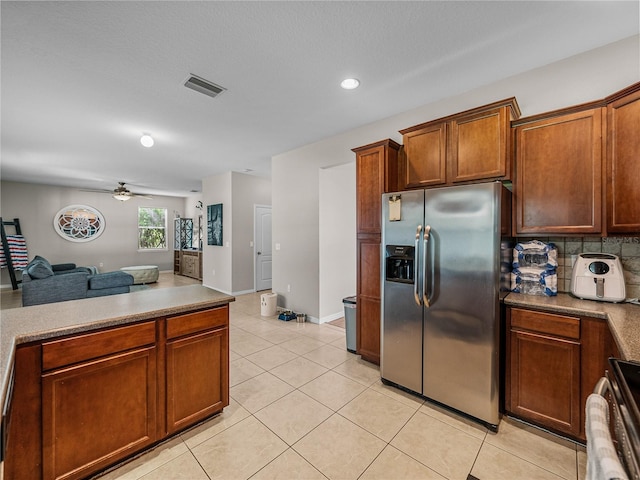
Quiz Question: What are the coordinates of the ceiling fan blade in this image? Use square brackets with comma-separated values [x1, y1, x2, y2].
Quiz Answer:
[77, 188, 113, 194]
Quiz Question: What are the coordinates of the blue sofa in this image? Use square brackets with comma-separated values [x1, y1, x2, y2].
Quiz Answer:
[22, 255, 134, 306]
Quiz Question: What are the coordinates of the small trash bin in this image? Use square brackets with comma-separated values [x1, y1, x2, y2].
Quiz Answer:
[343, 296, 356, 353]
[260, 293, 277, 316]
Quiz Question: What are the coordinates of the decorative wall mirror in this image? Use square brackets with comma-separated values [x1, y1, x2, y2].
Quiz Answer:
[53, 205, 105, 242]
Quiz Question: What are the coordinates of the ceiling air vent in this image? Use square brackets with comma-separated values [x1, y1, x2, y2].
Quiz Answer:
[184, 74, 226, 99]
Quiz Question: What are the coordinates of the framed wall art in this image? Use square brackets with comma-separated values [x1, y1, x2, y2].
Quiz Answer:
[207, 203, 223, 246]
[53, 205, 105, 242]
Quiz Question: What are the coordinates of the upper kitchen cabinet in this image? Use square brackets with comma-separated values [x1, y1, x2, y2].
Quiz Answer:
[353, 139, 401, 234]
[606, 82, 640, 234]
[513, 104, 604, 235]
[399, 98, 520, 190]
[400, 121, 447, 188]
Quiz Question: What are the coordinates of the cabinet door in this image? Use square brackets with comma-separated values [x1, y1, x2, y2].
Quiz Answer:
[514, 108, 603, 235]
[166, 328, 229, 434]
[355, 146, 386, 234]
[607, 88, 640, 233]
[506, 308, 581, 437]
[401, 123, 447, 189]
[357, 236, 381, 365]
[580, 317, 620, 440]
[450, 106, 509, 183]
[508, 331, 581, 436]
[42, 347, 158, 480]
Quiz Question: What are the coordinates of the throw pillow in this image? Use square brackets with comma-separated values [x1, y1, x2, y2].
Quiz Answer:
[26, 259, 54, 279]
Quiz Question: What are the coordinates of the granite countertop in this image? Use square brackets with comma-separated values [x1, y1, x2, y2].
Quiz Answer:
[0, 285, 235, 410]
[504, 292, 640, 362]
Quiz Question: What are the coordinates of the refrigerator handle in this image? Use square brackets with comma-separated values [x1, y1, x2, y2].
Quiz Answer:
[423, 225, 431, 308]
[414, 225, 423, 306]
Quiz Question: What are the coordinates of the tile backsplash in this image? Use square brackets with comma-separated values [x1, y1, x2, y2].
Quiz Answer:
[516, 237, 640, 299]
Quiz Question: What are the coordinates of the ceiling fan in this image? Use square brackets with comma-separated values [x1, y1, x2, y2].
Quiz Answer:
[80, 182, 153, 202]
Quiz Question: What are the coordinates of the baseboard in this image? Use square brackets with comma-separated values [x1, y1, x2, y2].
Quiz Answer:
[318, 311, 344, 324]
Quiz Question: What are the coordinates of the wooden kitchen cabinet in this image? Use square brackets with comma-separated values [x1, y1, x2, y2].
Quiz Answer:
[353, 139, 401, 233]
[506, 308, 581, 437]
[353, 140, 400, 365]
[41, 322, 158, 480]
[166, 307, 229, 434]
[506, 306, 619, 441]
[356, 236, 382, 364]
[399, 98, 520, 190]
[606, 82, 640, 234]
[5, 305, 230, 480]
[401, 121, 447, 188]
[513, 105, 604, 235]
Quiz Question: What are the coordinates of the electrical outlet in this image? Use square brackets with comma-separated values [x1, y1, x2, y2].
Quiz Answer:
[287, 284, 291, 292]
[250, 241, 254, 247]
[275, 243, 281, 251]
[99, 262, 104, 268]
[212, 269, 216, 275]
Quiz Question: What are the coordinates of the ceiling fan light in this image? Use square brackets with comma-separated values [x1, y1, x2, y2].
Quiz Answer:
[140, 134, 154, 148]
[113, 193, 132, 201]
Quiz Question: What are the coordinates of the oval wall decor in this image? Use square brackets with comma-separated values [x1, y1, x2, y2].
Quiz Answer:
[53, 205, 105, 242]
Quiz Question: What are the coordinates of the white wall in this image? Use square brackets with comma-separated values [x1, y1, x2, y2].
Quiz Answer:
[272, 35, 640, 320]
[319, 163, 356, 322]
[201, 172, 271, 295]
[0, 181, 187, 285]
[201, 173, 232, 293]
[231, 173, 271, 293]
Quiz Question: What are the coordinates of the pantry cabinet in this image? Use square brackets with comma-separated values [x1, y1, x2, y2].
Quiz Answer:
[513, 105, 604, 235]
[606, 82, 640, 234]
[353, 139, 400, 365]
[506, 306, 619, 441]
[399, 98, 520, 190]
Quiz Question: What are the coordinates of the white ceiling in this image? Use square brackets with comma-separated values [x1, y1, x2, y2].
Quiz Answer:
[2, 1, 638, 197]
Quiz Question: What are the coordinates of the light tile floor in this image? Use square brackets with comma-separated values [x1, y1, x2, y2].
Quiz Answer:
[97, 291, 588, 480]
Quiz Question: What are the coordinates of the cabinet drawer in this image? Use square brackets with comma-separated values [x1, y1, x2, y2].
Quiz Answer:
[511, 308, 580, 340]
[166, 306, 228, 340]
[42, 321, 156, 371]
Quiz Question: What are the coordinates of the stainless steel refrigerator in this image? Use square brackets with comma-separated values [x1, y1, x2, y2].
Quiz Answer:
[381, 181, 511, 430]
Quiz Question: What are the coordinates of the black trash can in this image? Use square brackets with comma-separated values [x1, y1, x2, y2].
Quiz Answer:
[342, 296, 357, 353]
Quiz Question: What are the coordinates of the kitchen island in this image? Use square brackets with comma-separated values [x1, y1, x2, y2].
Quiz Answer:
[1, 285, 234, 480]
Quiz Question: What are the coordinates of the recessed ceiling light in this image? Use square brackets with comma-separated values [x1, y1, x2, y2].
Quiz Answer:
[340, 78, 360, 90]
[140, 134, 154, 148]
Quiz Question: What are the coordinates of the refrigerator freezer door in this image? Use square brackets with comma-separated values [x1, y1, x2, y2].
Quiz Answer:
[422, 182, 501, 426]
[381, 189, 424, 394]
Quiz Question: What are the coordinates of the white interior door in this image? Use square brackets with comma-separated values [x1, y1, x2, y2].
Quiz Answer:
[255, 205, 272, 291]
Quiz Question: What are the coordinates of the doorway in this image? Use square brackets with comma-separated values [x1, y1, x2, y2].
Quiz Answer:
[255, 205, 272, 291]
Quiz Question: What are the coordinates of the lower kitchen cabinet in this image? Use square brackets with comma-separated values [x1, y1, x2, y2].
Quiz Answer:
[506, 306, 618, 440]
[4, 306, 230, 480]
[166, 308, 229, 434]
[41, 321, 158, 480]
[42, 346, 158, 480]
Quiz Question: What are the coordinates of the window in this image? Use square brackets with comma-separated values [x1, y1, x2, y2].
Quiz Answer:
[138, 207, 167, 250]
